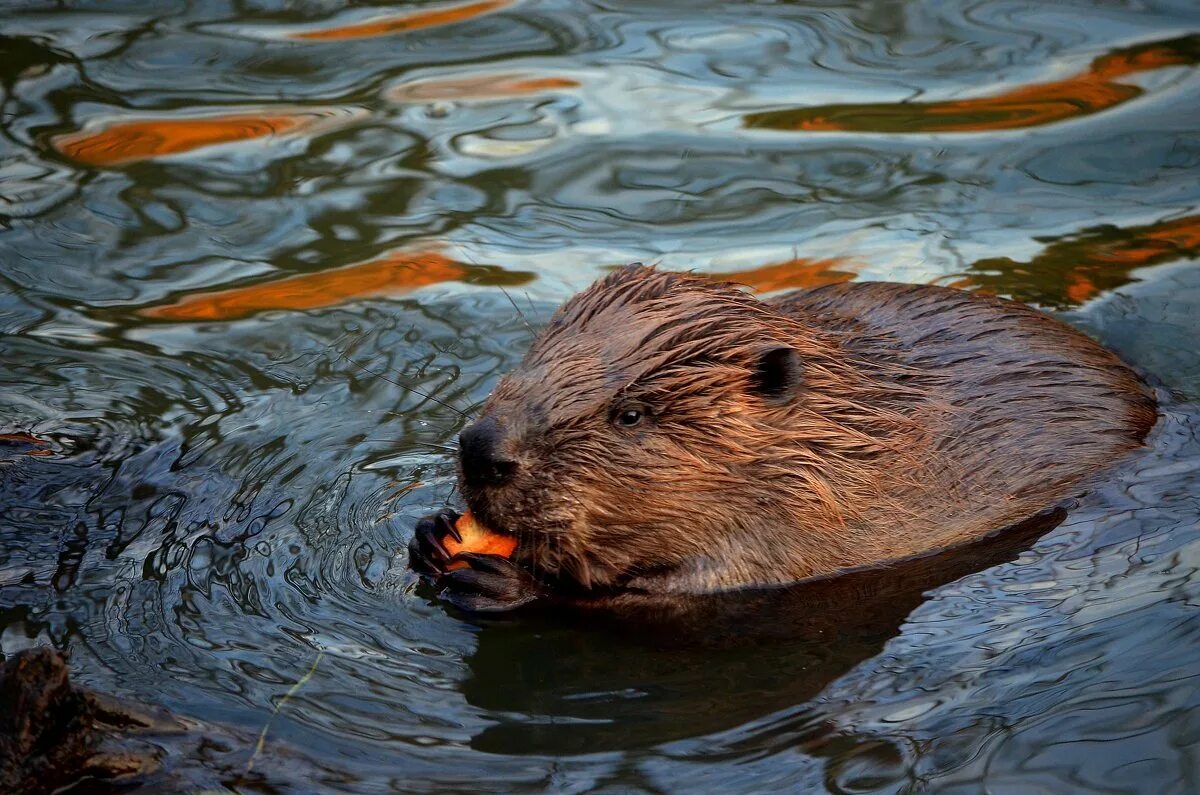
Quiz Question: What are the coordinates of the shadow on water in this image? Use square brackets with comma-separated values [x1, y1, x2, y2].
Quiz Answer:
[461, 509, 1065, 755]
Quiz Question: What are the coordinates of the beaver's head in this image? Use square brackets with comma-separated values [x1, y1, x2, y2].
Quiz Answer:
[457, 265, 908, 589]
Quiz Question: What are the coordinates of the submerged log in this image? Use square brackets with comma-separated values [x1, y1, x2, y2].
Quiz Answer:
[0, 647, 326, 792]
[0, 647, 160, 793]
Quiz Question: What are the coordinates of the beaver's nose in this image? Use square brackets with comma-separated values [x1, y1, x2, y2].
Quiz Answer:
[459, 416, 518, 488]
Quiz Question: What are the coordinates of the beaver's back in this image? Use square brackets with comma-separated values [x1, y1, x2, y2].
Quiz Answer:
[773, 282, 1157, 558]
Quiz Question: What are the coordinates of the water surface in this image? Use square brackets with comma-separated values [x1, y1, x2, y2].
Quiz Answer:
[2, 1, 1200, 792]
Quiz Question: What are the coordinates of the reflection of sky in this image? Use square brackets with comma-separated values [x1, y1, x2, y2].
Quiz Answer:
[2, 4, 1198, 312]
[1, 5, 1200, 789]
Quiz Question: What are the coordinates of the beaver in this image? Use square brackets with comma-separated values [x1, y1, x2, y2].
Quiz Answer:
[409, 265, 1157, 611]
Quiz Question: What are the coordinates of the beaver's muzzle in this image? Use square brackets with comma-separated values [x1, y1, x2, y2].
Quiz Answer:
[459, 415, 518, 488]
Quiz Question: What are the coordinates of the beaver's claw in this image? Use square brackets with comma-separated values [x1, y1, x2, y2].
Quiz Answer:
[409, 510, 543, 612]
[440, 553, 545, 613]
[407, 508, 461, 575]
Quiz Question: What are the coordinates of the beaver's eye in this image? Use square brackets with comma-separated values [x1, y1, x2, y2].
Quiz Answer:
[615, 408, 643, 428]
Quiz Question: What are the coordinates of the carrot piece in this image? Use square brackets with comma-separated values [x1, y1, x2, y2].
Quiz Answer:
[443, 510, 517, 570]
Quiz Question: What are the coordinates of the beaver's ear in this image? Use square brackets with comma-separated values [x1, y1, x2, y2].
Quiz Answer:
[750, 347, 804, 402]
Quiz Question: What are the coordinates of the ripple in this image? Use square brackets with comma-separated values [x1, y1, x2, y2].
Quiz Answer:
[387, 71, 580, 104]
[284, 0, 516, 43]
[3, 0, 1200, 791]
[52, 106, 368, 167]
[136, 248, 536, 322]
[942, 212, 1200, 308]
[744, 33, 1200, 133]
[711, 256, 859, 293]
[0, 152, 80, 219]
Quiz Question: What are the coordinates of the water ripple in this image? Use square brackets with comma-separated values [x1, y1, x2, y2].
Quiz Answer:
[2, 0, 1200, 791]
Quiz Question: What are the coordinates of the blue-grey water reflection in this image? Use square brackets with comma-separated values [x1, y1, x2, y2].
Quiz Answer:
[2, 1, 1199, 791]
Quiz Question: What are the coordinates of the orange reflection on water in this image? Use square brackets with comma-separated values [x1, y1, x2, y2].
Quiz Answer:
[713, 257, 858, 293]
[0, 432, 53, 457]
[745, 34, 1200, 133]
[141, 251, 470, 321]
[389, 73, 579, 103]
[291, 0, 512, 41]
[1099, 213, 1200, 259]
[54, 108, 357, 166]
[954, 214, 1200, 307]
[1063, 274, 1099, 304]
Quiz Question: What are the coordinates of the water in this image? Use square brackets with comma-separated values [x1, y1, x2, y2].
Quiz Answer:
[2, 1, 1199, 791]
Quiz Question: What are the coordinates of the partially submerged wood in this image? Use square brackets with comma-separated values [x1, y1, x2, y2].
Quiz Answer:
[0, 647, 328, 793]
[0, 647, 160, 793]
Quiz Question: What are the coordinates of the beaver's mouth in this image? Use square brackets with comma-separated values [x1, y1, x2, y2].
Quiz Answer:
[461, 489, 518, 538]
[461, 487, 579, 570]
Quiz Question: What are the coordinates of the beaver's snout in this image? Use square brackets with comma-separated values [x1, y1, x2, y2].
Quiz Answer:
[459, 415, 518, 488]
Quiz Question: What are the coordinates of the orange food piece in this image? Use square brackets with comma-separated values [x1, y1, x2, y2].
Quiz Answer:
[443, 510, 517, 570]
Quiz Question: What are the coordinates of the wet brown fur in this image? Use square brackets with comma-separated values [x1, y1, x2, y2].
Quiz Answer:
[462, 265, 1157, 594]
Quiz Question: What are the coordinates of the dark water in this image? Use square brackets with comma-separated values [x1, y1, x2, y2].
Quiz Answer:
[2, 1, 1200, 792]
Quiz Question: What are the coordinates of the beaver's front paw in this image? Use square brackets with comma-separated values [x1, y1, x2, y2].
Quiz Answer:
[407, 508, 461, 575]
[440, 553, 545, 613]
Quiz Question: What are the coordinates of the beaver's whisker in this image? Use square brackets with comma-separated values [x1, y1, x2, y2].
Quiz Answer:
[671, 148, 693, 225]
[358, 439, 458, 453]
[449, 240, 537, 337]
[497, 284, 537, 337]
[461, 399, 487, 420]
[366, 408, 465, 427]
[337, 351, 469, 419]
[444, 480, 460, 507]
[326, 322, 475, 419]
